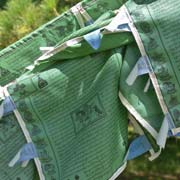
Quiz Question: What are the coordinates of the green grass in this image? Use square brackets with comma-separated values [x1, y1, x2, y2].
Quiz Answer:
[0, 0, 79, 49]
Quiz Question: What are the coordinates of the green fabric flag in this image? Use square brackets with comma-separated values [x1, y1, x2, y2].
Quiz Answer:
[7, 47, 128, 180]
[0, 0, 133, 179]
[125, 0, 180, 145]
[0, 0, 180, 179]
[0, 0, 124, 86]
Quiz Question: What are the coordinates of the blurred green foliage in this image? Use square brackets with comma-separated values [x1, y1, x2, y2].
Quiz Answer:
[0, 0, 7, 8]
[0, 0, 80, 49]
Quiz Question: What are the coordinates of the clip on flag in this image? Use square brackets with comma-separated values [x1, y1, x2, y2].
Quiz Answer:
[165, 113, 180, 137]
[71, 5, 85, 28]
[125, 135, 152, 161]
[85, 19, 94, 26]
[3, 96, 16, 116]
[117, 24, 131, 32]
[9, 143, 38, 168]
[84, 29, 102, 50]
[157, 113, 180, 148]
[76, 3, 94, 26]
[40, 47, 55, 54]
[0, 96, 16, 119]
[126, 56, 151, 86]
[105, 6, 131, 32]
[156, 118, 169, 148]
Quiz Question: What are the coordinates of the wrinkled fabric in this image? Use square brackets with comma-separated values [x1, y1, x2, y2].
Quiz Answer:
[0, 0, 179, 179]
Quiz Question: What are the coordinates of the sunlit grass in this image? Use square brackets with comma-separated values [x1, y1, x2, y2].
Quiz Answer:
[0, 0, 77, 49]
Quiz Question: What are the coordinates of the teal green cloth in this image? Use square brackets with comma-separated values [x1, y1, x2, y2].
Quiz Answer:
[126, 0, 180, 129]
[8, 48, 128, 180]
[0, 0, 180, 179]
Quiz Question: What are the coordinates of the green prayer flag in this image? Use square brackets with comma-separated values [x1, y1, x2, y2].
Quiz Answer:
[0, 0, 180, 179]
